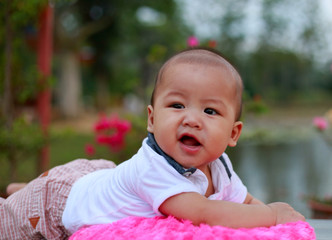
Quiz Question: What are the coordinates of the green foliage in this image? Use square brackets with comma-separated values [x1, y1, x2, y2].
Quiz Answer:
[244, 99, 269, 116]
[67, 0, 189, 102]
[239, 127, 308, 146]
[8, 46, 41, 103]
[0, 117, 44, 162]
[0, 1, 47, 104]
[209, 0, 331, 103]
[238, 48, 318, 102]
[0, 1, 51, 187]
[0, 1, 45, 29]
[147, 44, 168, 64]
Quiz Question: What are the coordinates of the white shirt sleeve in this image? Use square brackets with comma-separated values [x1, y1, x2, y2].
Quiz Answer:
[132, 143, 205, 214]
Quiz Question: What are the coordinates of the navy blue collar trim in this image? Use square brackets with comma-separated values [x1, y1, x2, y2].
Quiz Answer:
[147, 133, 231, 180]
[147, 132, 197, 177]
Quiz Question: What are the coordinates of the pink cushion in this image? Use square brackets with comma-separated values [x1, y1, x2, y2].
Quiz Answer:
[70, 216, 315, 240]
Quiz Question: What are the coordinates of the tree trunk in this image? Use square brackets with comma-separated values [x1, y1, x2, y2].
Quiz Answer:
[95, 75, 110, 111]
[57, 51, 82, 118]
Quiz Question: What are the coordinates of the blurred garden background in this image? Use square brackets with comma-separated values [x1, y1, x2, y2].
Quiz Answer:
[1, 0, 331, 218]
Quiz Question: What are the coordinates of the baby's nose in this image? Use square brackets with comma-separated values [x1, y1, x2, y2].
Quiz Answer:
[182, 111, 202, 129]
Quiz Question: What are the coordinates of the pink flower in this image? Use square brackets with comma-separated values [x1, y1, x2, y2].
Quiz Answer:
[187, 36, 199, 47]
[208, 40, 217, 48]
[96, 135, 111, 145]
[93, 114, 132, 152]
[85, 143, 95, 156]
[313, 117, 328, 131]
[108, 132, 125, 152]
[94, 114, 112, 132]
[116, 120, 131, 134]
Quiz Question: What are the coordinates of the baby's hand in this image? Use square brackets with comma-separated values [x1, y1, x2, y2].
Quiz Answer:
[267, 202, 305, 225]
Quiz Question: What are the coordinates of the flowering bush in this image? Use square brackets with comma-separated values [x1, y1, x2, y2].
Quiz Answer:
[186, 36, 217, 48]
[312, 108, 332, 145]
[85, 114, 131, 157]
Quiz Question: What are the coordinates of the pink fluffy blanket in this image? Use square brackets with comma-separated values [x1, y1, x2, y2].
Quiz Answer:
[69, 216, 315, 240]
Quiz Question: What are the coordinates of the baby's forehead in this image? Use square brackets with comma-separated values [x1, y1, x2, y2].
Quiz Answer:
[160, 52, 241, 87]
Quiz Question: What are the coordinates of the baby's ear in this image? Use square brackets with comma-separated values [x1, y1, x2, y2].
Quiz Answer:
[147, 105, 154, 133]
[228, 121, 243, 147]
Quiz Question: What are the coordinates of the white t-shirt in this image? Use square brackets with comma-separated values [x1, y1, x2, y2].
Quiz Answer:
[62, 138, 247, 234]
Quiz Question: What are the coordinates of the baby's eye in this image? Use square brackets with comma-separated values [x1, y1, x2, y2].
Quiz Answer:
[171, 103, 184, 109]
[204, 108, 218, 115]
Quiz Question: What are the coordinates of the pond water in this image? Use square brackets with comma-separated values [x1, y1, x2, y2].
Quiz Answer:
[227, 136, 331, 218]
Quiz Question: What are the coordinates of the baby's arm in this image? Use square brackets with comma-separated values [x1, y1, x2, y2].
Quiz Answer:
[243, 192, 306, 225]
[159, 192, 305, 228]
[243, 192, 264, 205]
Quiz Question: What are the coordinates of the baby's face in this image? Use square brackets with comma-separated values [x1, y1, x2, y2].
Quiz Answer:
[147, 62, 242, 172]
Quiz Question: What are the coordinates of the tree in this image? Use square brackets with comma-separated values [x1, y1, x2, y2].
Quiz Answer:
[53, 0, 188, 116]
[211, 0, 330, 101]
[0, 0, 46, 182]
[244, 0, 326, 101]
[53, 0, 115, 117]
[242, 49, 315, 101]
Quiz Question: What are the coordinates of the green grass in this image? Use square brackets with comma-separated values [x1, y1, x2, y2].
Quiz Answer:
[49, 130, 93, 167]
[0, 121, 146, 195]
[0, 131, 91, 194]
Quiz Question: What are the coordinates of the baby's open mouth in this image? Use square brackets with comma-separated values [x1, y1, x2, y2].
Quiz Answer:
[180, 135, 201, 147]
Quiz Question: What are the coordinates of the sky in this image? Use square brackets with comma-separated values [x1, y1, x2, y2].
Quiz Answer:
[320, 0, 332, 23]
[177, 0, 332, 38]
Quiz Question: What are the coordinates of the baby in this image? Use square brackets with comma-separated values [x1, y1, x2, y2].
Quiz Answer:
[1, 48, 304, 239]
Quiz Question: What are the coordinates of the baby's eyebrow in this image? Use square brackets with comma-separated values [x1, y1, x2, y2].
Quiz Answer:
[201, 97, 227, 108]
[164, 90, 186, 98]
